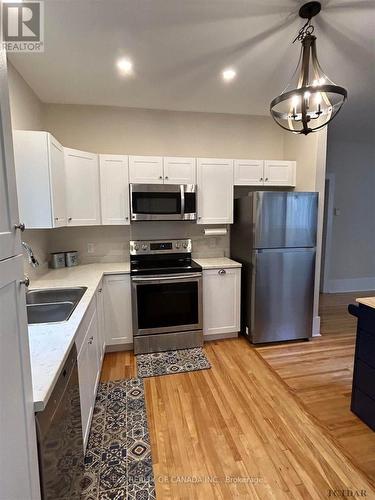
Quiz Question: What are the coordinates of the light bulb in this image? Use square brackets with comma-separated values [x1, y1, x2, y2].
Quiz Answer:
[315, 92, 322, 104]
[291, 95, 300, 106]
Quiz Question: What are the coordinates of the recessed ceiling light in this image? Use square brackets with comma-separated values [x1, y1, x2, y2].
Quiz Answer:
[222, 68, 236, 82]
[116, 57, 133, 76]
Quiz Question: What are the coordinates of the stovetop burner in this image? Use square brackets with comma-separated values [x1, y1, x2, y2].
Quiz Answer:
[130, 239, 202, 276]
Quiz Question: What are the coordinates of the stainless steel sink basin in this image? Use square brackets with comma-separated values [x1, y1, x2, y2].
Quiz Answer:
[26, 287, 87, 324]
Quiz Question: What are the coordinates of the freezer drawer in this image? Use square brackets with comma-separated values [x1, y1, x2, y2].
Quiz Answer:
[251, 248, 315, 343]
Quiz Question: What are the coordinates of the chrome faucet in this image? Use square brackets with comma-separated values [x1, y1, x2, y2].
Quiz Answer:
[22, 241, 40, 268]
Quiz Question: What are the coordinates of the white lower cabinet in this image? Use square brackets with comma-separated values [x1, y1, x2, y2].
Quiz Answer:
[96, 281, 106, 363]
[203, 267, 241, 338]
[103, 274, 133, 348]
[76, 300, 100, 450]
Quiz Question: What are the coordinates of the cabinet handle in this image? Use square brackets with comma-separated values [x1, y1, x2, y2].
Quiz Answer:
[198, 216, 202, 220]
[15, 222, 25, 232]
[20, 276, 30, 287]
[125, 216, 129, 220]
[159, 176, 163, 179]
[259, 177, 263, 182]
[218, 269, 226, 275]
[68, 217, 72, 222]
[98, 288, 102, 293]
[88, 336, 94, 345]
[165, 176, 169, 180]
[54, 217, 59, 221]
[265, 177, 268, 182]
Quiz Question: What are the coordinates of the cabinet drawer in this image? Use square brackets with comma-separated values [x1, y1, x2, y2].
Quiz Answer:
[357, 329, 375, 369]
[75, 298, 96, 356]
[351, 388, 375, 431]
[354, 359, 375, 400]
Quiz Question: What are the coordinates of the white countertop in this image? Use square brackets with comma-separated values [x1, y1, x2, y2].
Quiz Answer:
[194, 257, 242, 269]
[28, 263, 130, 412]
[356, 297, 375, 309]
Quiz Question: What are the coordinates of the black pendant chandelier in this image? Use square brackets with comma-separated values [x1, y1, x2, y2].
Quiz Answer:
[270, 1, 347, 135]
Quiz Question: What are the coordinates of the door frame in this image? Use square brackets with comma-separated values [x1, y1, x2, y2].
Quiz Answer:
[320, 173, 335, 293]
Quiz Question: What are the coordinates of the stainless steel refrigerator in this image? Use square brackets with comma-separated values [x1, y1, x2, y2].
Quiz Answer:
[230, 191, 318, 344]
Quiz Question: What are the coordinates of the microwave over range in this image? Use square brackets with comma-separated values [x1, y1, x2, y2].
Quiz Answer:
[130, 184, 197, 221]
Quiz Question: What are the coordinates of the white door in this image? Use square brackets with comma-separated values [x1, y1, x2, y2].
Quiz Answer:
[163, 157, 196, 184]
[197, 158, 234, 224]
[203, 267, 241, 337]
[65, 148, 101, 225]
[264, 160, 296, 187]
[0, 256, 40, 499]
[0, 53, 22, 260]
[234, 159, 264, 186]
[103, 274, 133, 346]
[99, 154, 130, 225]
[49, 135, 66, 227]
[129, 156, 163, 184]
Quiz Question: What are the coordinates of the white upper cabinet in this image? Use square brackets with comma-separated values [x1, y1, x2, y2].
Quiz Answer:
[264, 160, 296, 186]
[163, 157, 196, 184]
[13, 131, 66, 229]
[0, 56, 22, 260]
[197, 158, 234, 224]
[99, 154, 130, 225]
[234, 159, 264, 186]
[129, 155, 163, 184]
[64, 148, 101, 226]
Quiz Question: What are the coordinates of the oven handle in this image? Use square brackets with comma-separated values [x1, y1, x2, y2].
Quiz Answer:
[132, 273, 202, 282]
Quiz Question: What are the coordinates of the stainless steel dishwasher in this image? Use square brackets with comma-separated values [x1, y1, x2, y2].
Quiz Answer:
[35, 344, 84, 499]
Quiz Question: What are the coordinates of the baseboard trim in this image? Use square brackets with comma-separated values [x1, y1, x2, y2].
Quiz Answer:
[204, 331, 239, 341]
[105, 343, 133, 353]
[312, 315, 321, 337]
[328, 277, 375, 293]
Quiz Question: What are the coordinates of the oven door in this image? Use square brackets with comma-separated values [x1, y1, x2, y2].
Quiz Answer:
[132, 273, 202, 336]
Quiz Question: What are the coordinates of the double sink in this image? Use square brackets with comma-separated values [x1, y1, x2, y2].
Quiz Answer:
[26, 287, 87, 324]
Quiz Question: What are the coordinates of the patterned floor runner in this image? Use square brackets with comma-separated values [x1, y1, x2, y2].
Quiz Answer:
[81, 378, 155, 500]
[137, 347, 211, 378]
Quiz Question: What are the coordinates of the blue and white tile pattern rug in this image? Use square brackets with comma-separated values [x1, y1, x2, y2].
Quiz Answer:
[81, 378, 155, 499]
[137, 347, 211, 378]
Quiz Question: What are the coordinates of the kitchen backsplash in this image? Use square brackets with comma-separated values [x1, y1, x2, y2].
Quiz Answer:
[22, 223, 229, 277]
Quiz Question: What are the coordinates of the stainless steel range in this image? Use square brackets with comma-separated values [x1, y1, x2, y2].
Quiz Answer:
[130, 239, 203, 354]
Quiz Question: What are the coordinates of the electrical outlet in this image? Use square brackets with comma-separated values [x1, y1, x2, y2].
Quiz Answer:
[87, 243, 95, 254]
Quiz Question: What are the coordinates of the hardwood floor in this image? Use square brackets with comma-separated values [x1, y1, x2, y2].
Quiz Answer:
[256, 291, 375, 490]
[100, 293, 375, 498]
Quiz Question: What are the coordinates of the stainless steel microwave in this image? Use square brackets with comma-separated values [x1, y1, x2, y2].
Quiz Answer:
[130, 184, 197, 221]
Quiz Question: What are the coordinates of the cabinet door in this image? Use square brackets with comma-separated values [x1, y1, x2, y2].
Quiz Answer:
[65, 148, 101, 225]
[96, 283, 105, 363]
[99, 154, 130, 225]
[129, 156, 163, 184]
[0, 53, 22, 259]
[163, 157, 196, 184]
[234, 159, 264, 186]
[0, 256, 40, 498]
[197, 158, 234, 224]
[103, 274, 133, 347]
[49, 135, 66, 227]
[203, 267, 241, 336]
[264, 160, 296, 187]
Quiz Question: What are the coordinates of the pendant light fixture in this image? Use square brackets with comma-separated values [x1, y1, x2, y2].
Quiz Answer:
[270, 1, 347, 135]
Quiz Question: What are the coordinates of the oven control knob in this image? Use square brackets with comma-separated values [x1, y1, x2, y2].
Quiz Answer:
[134, 243, 140, 251]
[175, 242, 181, 249]
[141, 244, 148, 251]
[182, 242, 188, 249]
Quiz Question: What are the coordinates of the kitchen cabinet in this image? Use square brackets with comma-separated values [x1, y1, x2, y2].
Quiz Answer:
[163, 157, 196, 184]
[103, 274, 133, 348]
[96, 281, 105, 364]
[64, 148, 101, 226]
[76, 300, 100, 450]
[234, 159, 264, 186]
[99, 154, 130, 225]
[197, 158, 234, 224]
[13, 131, 66, 229]
[234, 159, 296, 187]
[129, 155, 163, 184]
[264, 160, 296, 186]
[129, 155, 196, 185]
[203, 267, 241, 338]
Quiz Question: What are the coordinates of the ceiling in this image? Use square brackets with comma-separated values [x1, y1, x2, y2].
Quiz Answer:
[9, 0, 375, 117]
